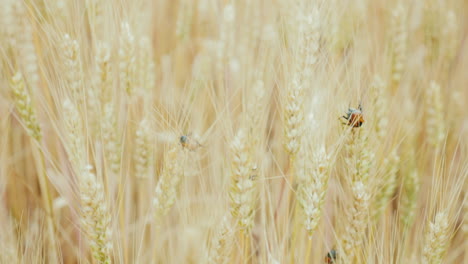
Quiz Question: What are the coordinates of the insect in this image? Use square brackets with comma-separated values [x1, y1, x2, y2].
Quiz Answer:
[325, 249, 337, 264]
[179, 133, 202, 151]
[342, 103, 365, 127]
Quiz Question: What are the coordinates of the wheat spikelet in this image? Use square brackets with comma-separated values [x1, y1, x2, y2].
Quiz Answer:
[153, 144, 184, 223]
[80, 165, 113, 264]
[119, 22, 136, 96]
[283, 73, 304, 158]
[345, 128, 374, 185]
[371, 75, 389, 141]
[94, 42, 112, 104]
[339, 180, 370, 262]
[296, 146, 330, 237]
[61, 34, 83, 101]
[296, 5, 320, 80]
[62, 99, 85, 170]
[422, 211, 450, 264]
[11, 1, 40, 88]
[102, 103, 121, 175]
[246, 79, 266, 153]
[425, 81, 445, 148]
[399, 137, 420, 228]
[424, 1, 442, 63]
[442, 10, 458, 61]
[390, 4, 407, 90]
[216, 4, 236, 74]
[85, 0, 104, 36]
[134, 118, 151, 179]
[136, 37, 156, 95]
[373, 150, 400, 219]
[10, 72, 42, 141]
[229, 128, 257, 231]
[441, 10, 458, 75]
[3, 0, 18, 48]
[207, 217, 233, 264]
[175, 0, 193, 40]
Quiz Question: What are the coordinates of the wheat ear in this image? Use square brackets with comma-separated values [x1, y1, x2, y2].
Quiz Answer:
[422, 211, 450, 264]
[10, 72, 42, 141]
[153, 144, 184, 224]
[80, 165, 113, 264]
[390, 4, 407, 91]
[296, 146, 330, 237]
[425, 81, 445, 148]
[373, 150, 400, 219]
[119, 22, 136, 96]
[339, 180, 370, 262]
[61, 34, 82, 101]
[229, 129, 257, 231]
[207, 217, 234, 264]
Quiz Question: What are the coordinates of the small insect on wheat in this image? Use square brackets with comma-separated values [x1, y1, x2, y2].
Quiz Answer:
[179, 133, 202, 151]
[325, 249, 337, 263]
[341, 104, 365, 127]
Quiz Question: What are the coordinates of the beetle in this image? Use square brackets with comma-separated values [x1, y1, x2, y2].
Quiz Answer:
[342, 104, 365, 127]
[179, 133, 202, 151]
[325, 249, 337, 263]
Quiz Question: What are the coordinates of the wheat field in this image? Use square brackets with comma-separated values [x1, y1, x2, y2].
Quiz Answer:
[0, 0, 467, 263]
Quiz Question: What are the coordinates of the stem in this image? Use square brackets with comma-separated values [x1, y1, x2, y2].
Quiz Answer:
[244, 231, 251, 264]
[304, 237, 312, 264]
